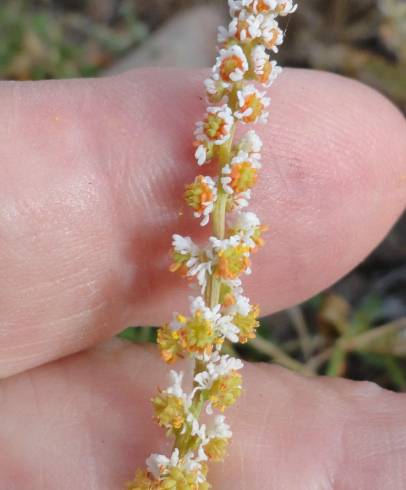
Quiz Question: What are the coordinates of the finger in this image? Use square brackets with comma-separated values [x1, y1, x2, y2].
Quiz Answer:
[0, 68, 405, 378]
[0, 341, 405, 489]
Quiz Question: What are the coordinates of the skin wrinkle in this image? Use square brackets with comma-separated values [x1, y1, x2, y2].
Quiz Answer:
[118, 150, 192, 234]
[85, 83, 161, 325]
[77, 367, 104, 490]
[11, 268, 101, 302]
[324, 421, 344, 490]
[26, 373, 48, 489]
[234, 439, 248, 490]
[3, 294, 108, 334]
[255, 399, 278, 486]
[338, 401, 406, 489]
[0, 303, 100, 350]
[267, 371, 344, 488]
[0, 304, 107, 376]
[355, 420, 406, 462]
[100, 72, 196, 224]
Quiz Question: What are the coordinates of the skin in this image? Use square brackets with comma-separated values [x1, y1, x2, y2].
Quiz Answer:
[0, 68, 405, 489]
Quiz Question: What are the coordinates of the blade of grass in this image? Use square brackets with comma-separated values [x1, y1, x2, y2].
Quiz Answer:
[250, 336, 315, 376]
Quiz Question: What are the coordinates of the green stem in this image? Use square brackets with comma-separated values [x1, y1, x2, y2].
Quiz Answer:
[212, 192, 228, 241]
[206, 85, 239, 309]
[250, 336, 315, 376]
[174, 83, 240, 460]
[326, 342, 347, 377]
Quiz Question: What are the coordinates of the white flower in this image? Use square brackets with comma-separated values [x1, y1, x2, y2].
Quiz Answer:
[235, 210, 261, 229]
[251, 45, 283, 87]
[226, 278, 244, 297]
[239, 130, 263, 159]
[147, 449, 208, 483]
[229, 0, 297, 17]
[209, 234, 242, 252]
[207, 229, 256, 275]
[204, 77, 216, 95]
[146, 454, 168, 479]
[193, 176, 218, 227]
[252, 0, 297, 16]
[172, 234, 212, 292]
[208, 415, 233, 439]
[195, 105, 234, 146]
[198, 266, 212, 292]
[195, 144, 207, 166]
[252, 43, 269, 73]
[235, 85, 270, 124]
[191, 418, 207, 440]
[227, 11, 284, 50]
[217, 315, 240, 343]
[204, 76, 227, 102]
[228, 0, 254, 17]
[265, 60, 283, 87]
[193, 372, 211, 392]
[190, 260, 213, 293]
[173, 234, 200, 258]
[217, 24, 230, 44]
[188, 418, 210, 466]
[194, 354, 244, 391]
[164, 370, 185, 398]
[221, 164, 234, 195]
[260, 15, 284, 52]
[231, 211, 262, 248]
[229, 11, 264, 41]
[213, 45, 249, 83]
[163, 370, 195, 414]
[183, 453, 206, 482]
[198, 415, 232, 460]
[146, 449, 180, 479]
[273, 0, 298, 16]
[190, 296, 221, 323]
[208, 235, 252, 276]
[197, 445, 209, 463]
[221, 152, 260, 195]
[201, 350, 223, 365]
[226, 293, 252, 317]
[235, 150, 262, 169]
[189, 296, 239, 343]
[172, 234, 201, 271]
[234, 189, 252, 209]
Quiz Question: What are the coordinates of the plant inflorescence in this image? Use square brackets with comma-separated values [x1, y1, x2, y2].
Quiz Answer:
[127, 1, 297, 488]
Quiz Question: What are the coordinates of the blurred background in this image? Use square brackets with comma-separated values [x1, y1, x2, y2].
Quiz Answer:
[1, 0, 404, 389]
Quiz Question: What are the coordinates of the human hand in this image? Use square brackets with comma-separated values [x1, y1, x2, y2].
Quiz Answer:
[0, 68, 405, 489]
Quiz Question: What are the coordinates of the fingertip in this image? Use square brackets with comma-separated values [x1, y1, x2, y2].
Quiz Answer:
[245, 68, 406, 312]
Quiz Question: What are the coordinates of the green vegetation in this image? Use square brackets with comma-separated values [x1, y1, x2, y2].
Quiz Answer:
[0, 0, 147, 79]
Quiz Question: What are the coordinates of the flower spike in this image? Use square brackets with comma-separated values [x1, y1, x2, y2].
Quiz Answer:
[127, 2, 297, 488]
